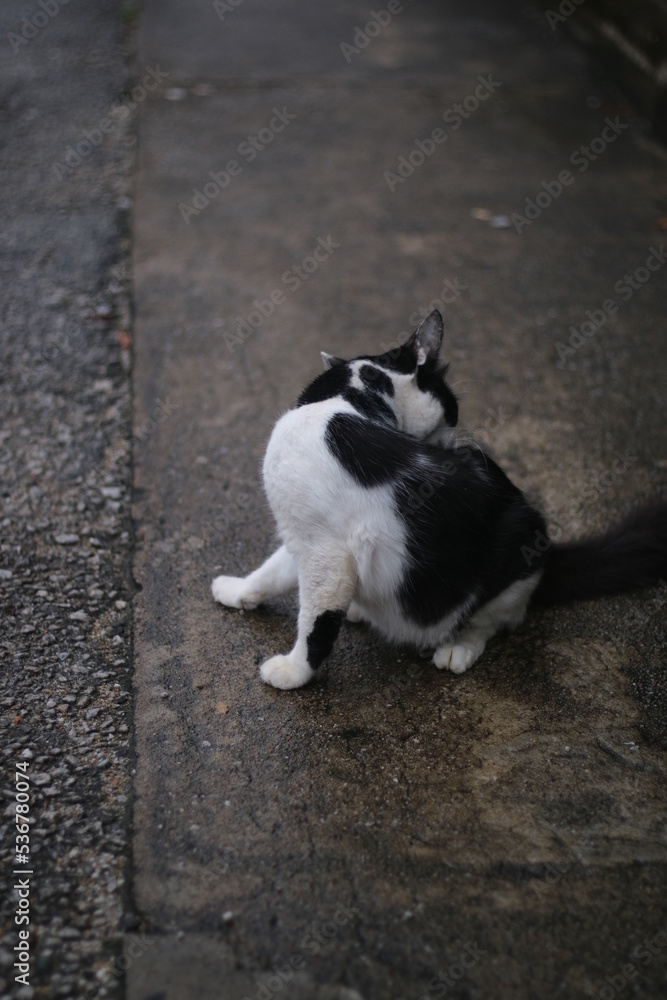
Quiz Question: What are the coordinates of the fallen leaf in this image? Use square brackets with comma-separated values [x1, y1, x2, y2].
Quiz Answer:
[216, 701, 230, 715]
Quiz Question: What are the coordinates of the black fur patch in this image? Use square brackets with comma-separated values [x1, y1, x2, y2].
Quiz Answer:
[297, 365, 350, 406]
[342, 387, 396, 425]
[307, 609, 344, 669]
[359, 364, 394, 396]
[416, 359, 458, 427]
[325, 413, 414, 487]
[326, 412, 547, 626]
[395, 448, 546, 625]
[369, 344, 416, 374]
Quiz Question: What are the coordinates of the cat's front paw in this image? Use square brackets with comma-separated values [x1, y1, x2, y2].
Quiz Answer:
[211, 575, 257, 610]
[259, 654, 313, 690]
[433, 641, 483, 675]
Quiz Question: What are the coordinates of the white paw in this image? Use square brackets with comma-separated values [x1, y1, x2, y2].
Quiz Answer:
[211, 575, 257, 610]
[433, 641, 483, 675]
[259, 654, 313, 690]
[345, 600, 365, 624]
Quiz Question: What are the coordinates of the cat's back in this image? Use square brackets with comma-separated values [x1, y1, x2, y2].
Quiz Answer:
[262, 399, 403, 554]
[263, 397, 350, 483]
[263, 398, 358, 524]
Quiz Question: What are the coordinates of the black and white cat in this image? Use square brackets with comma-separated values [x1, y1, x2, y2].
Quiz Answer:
[212, 310, 667, 689]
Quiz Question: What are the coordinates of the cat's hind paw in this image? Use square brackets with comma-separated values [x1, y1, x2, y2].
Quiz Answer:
[211, 575, 257, 610]
[345, 600, 365, 624]
[260, 654, 313, 690]
[433, 639, 484, 675]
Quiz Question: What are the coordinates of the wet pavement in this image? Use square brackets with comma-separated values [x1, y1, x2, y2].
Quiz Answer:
[128, 2, 667, 999]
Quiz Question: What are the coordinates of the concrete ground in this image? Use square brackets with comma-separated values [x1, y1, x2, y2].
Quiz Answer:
[128, 2, 667, 998]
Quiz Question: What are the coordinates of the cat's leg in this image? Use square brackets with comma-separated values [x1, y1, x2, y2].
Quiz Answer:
[212, 545, 298, 610]
[433, 573, 541, 675]
[260, 549, 356, 690]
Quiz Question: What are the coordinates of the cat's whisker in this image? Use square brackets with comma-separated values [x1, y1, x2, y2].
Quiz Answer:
[447, 379, 483, 390]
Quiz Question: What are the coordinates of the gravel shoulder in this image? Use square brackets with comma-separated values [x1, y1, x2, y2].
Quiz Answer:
[0, 3, 137, 997]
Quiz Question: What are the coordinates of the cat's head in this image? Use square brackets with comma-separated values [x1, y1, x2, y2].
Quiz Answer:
[314, 310, 458, 439]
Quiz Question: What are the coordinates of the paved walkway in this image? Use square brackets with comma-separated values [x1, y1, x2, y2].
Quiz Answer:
[129, 2, 667, 998]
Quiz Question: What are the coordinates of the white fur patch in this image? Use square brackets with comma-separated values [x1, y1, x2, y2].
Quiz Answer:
[393, 372, 444, 439]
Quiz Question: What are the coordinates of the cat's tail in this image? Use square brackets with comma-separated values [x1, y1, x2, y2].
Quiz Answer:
[532, 502, 667, 608]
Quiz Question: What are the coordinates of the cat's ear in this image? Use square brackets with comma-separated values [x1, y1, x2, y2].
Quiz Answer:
[411, 310, 443, 366]
[321, 351, 345, 370]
